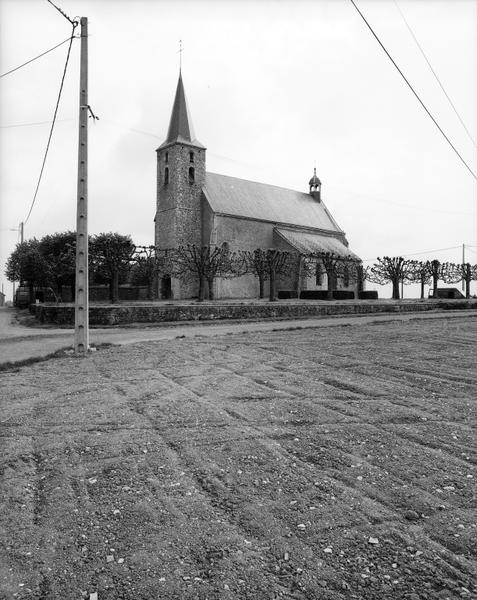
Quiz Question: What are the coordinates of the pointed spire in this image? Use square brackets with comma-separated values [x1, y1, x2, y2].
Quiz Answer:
[160, 73, 204, 149]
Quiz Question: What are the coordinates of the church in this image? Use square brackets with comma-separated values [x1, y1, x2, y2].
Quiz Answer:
[154, 73, 360, 299]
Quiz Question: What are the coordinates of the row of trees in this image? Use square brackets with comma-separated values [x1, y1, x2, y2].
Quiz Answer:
[5, 232, 135, 304]
[5, 231, 477, 303]
[369, 256, 477, 299]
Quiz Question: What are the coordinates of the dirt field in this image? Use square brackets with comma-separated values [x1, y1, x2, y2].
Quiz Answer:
[1, 317, 476, 599]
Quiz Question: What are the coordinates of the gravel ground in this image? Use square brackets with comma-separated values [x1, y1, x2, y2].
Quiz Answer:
[1, 317, 476, 599]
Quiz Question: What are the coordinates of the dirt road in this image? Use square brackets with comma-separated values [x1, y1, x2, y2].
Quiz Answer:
[1, 316, 476, 599]
[2, 305, 477, 366]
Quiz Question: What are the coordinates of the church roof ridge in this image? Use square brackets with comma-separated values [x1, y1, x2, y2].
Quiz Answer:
[203, 172, 345, 235]
[206, 171, 310, 196]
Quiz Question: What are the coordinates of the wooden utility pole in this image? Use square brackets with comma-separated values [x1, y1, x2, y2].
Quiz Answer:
[74, 17, 89, 354]
[20, 222, 24, 243]
[462, 243, 465, 292]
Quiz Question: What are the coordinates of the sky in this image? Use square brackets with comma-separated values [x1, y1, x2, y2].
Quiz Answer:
[1, 0, 477, 300]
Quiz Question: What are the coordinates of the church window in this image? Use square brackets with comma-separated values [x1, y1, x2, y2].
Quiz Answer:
[343, 265, 350, 287]
[165, 152, 169, 164]
[315, 263, 322, 286]
[164, 167, 169, 185]
[189, 152, 194, 163]
[188, 167, 195, 184]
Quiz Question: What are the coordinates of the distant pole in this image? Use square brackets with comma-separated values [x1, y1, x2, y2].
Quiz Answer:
[19, 222, 24, 287]
[462, 243, 465, 291]
[74, 16, 89, 355]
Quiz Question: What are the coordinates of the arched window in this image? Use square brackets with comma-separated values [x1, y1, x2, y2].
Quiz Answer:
[189, 151, 194, 163]
[164, 167, 169, 185]
[188, 167, 195, 184]
[165, 152, 169, 164]
[315, 263, 322, 286]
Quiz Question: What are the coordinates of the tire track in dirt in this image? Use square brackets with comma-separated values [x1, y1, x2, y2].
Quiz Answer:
[152, 337, 477, 579]
[174, 343, 475, 477]
[123, 383, 317, 599]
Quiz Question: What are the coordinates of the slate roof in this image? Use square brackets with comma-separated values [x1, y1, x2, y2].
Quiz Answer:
[275, 229, 360, 260]
[158, 74, 205, 149]
[203, 172, 343, 233]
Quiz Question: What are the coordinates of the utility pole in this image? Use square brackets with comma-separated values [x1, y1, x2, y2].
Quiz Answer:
[462, 243, 465, 292]
[20, 222, 24, 243]
[74, 17, 89, 355]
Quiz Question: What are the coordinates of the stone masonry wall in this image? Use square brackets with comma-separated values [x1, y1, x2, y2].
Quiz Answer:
[155, 143, 206, 299]
[34, 299, 477, 326]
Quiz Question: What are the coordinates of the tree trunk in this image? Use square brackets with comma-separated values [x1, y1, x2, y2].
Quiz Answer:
[392, 278, 400, 299]
[207, 277, 214, 300]
[269, 269, 277, 302]
[28, 282, 34, 305]
[420, 278, 425, 299]
[432, 274, 438, 298]
[296, 256, 303, 298]
[358, 271, 364, 293]
[465, 275, 470, 299]
[147, 276, 154, 301]
[326, 273, 334, 300]
[111, 270, 119, 303]
[198, 276, 206, 302]
[259, 276, 265, 299]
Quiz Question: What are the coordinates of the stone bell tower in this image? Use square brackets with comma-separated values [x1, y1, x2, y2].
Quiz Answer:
[154, 72, 206, 298]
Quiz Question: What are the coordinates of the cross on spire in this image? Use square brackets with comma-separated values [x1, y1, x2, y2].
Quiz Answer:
[178, 39, 183, 72]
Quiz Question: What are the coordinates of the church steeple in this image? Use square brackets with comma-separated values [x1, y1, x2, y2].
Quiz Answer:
[155, 71, 207, 296]
[159, 73, 204, 149]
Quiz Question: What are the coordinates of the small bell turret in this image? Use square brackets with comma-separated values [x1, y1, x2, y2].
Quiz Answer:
[309, 167, 321, 202]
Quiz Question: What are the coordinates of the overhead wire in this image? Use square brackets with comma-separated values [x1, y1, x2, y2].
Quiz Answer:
[45, 0, 78, 26]
[393, 0, 477, 151]
[0, 37, 76, 78]
[349, 0, 477, 182]
[0, 118, 74, 129]
[361, 245, 462, 262]
[23, 22, 78, 225]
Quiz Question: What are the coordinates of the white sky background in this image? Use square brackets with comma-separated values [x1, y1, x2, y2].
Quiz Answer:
[1, 0, 476, 300]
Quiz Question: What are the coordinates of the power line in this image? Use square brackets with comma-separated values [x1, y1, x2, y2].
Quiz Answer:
[393, 0, 477, 151]
[401, 245, 461, 257]
[0, 118, 74, 129]
[0, 37, 75, 78]
[349, 0, 477, 182]
[24, 25, 78, 225]
[361, 245, 462, 262]
[46, 0, 77, 26]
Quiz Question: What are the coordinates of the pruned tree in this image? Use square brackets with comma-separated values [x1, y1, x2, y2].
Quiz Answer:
[312, 252, 350, 299]
[239, 249, 269, 299]
[131, 245, 165, 300]
[408, 260, 432, 299]
[169, 243, 235, 301]
[5, 239, 51, 305]
[445, 262, 477, 299]
[264, 249, 295, 302]
[368, 256, 414, 299]
[427, 259, 458, 297]
[38, 231, 77, 300]
[353, 262, 369, 293]
[90, 233, 136, 303]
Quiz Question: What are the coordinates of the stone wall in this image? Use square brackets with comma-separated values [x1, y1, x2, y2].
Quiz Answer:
[33, 299, 477, 326]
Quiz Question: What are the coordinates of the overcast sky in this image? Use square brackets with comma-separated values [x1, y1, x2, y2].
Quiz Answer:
[1, 0, 476, 299]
